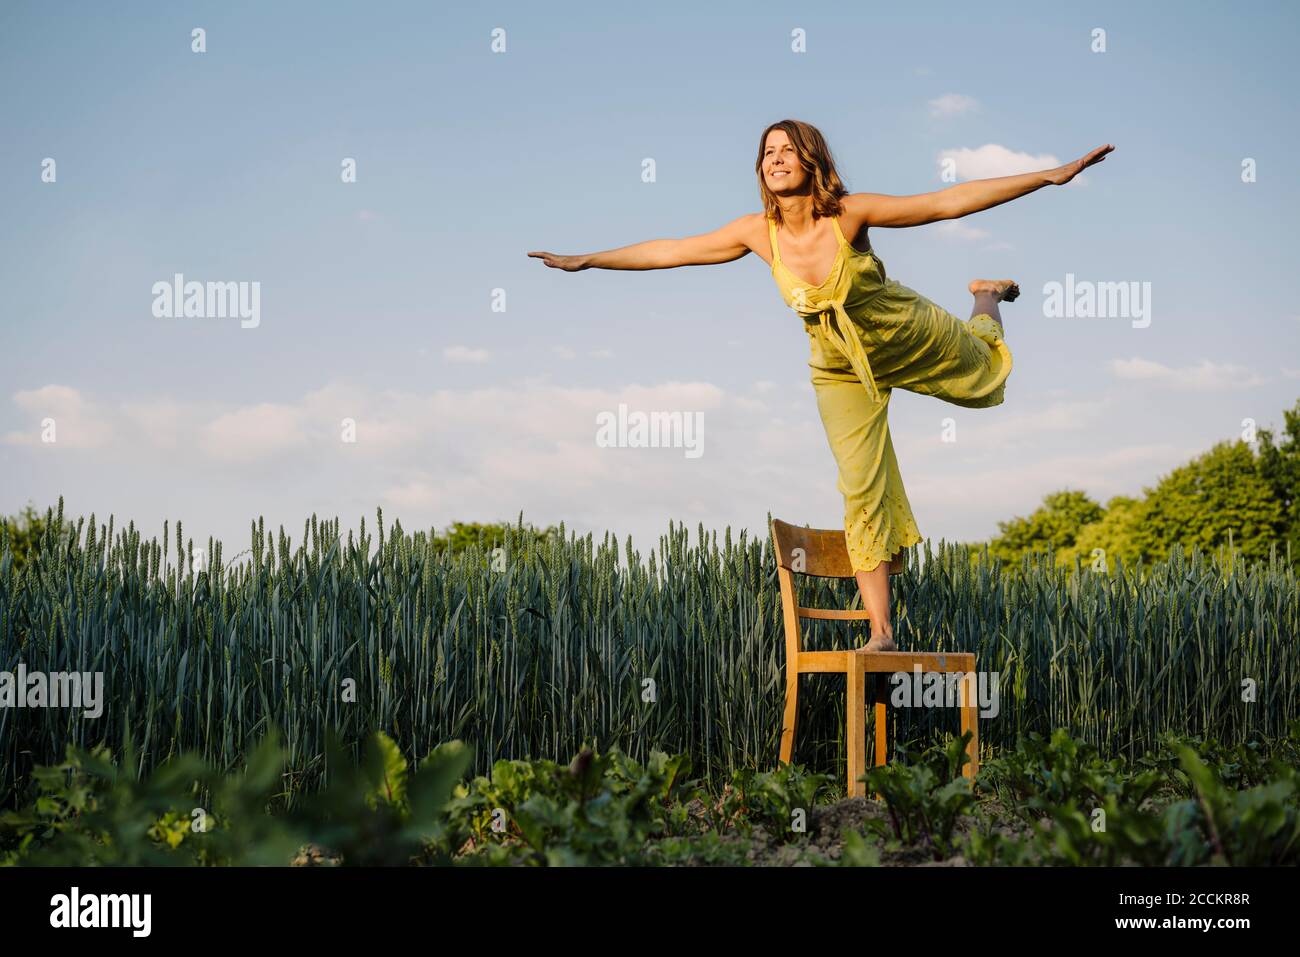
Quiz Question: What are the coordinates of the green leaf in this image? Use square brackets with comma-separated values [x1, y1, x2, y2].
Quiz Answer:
[368, 732, 408, 808]
[409, 741, 474, 821]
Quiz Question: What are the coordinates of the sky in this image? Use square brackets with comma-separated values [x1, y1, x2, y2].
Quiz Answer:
[2, 0, 1298, 562]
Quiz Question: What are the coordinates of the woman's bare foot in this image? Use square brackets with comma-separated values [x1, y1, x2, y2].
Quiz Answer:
[968, 279, 1019, 302]
[864, 633, 897, 652]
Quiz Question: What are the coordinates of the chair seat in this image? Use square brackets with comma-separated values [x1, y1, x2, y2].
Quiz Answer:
[795, 649, 976, 673]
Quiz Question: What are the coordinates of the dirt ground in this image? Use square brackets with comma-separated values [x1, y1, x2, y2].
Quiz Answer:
[290, 796, 1035, 866]
[751, 798, 965, 866]
[660, 796, 985, 866]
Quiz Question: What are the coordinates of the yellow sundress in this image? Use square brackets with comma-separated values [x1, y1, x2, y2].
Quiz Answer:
[767, 213, 1013, 573]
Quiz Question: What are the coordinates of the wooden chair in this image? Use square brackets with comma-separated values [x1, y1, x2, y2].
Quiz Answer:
[770, 518, 979, 799]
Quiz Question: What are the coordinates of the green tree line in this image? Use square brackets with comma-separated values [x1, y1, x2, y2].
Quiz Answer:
[975, 397, 1300, 570]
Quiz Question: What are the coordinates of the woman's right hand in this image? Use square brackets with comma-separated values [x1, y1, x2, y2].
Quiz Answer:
[528, 251, 588, 271]
[1045, 144, 1114, 185]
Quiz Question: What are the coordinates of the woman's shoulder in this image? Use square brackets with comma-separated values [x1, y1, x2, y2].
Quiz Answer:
[742, 211, 777, 254]
[835, 193, 871, 239]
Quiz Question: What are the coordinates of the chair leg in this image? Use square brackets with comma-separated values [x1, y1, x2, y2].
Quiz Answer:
[846, 661, 866, 799]
[873, 673, 889, 769]
[779, 672, 798, 764]
[959, 671, 979, 781]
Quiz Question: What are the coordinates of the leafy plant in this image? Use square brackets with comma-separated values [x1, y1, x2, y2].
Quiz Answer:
[0, 730, 473, 867]
[861, 733, 976, 859]
[445, 745, 695, 865]
[716, 761, 836, 838]
[1173, 745, 1300, 865]
[296, 731, 474, 866]
[0, 732, 301, 866]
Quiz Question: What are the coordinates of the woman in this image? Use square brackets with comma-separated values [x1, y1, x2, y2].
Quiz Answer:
[530, 119, 1113, 651]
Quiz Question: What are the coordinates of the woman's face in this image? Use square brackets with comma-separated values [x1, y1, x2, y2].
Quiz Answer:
[762, 130, 808, 195]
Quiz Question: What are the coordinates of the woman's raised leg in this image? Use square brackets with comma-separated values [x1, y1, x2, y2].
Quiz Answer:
[967, 279, 1019, 331]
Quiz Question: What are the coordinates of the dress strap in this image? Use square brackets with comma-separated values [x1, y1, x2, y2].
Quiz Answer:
[766, 215, 782, 264]
[830, 216, 849, 250]
[830, 214, 873, 258]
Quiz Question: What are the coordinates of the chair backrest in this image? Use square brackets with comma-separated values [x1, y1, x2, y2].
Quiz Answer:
[770, 519, 871, 648]
[770, 518, 858, 579]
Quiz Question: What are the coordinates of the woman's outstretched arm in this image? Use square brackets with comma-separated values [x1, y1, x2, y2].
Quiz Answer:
[856, 143, 1114, 228]
[529, 214, 755, 271]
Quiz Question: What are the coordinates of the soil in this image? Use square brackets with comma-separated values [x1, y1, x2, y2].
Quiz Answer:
[290, 796, 1041, 867]
[658, 796, 989, 866]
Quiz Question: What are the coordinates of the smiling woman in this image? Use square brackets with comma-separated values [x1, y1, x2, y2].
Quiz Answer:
[528, 118, 1113, 651]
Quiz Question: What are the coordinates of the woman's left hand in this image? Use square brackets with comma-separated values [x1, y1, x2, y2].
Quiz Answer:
[1046, 144, 1114, 185]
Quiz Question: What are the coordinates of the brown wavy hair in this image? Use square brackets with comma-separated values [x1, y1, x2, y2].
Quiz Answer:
[755, 120, 849, 227]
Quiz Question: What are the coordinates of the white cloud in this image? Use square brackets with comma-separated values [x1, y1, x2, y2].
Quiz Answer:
[3, 385, 114, 448]
[934, 221, 991, 242]
[963, 398, 1109, 450]
[939, 144, 1060, 181]
[1109, 358, 1266, 390]
[892, 398, 1111, 463]
[928, 93, 978, 118]
[443, 345, 490, 363]
[0, 378, 1256, 568]
[0, 379, 848, 558]
[905, 442, 1190, 521]
[201, 403, 310, 463]
[1110, 358, 1170, 380]
[121, 399, 186, 450]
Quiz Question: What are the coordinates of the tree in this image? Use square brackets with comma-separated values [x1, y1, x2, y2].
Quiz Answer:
[1132, 440, 1284, 565]
[0, 503, 58, 571]
[985, 489, 1105, 564]
[1057, 495, 1144, 570]
[431, 520, 559, 555]
[976, 398, 1300, 571]
[1256, 398, 1300, 565]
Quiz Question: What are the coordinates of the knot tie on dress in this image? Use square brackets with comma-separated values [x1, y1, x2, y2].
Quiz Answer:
[792, 292, 883, 405]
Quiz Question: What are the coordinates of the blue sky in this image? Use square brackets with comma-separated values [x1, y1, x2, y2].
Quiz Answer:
[2, 0, 1298, 558]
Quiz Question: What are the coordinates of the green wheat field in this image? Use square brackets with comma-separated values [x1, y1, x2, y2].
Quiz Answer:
[1, 500, 1297, 865]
